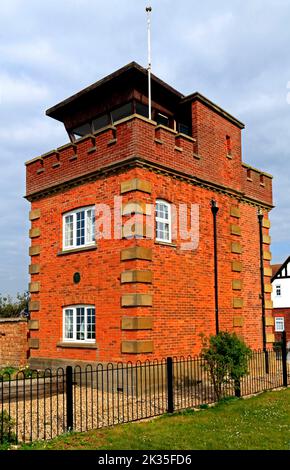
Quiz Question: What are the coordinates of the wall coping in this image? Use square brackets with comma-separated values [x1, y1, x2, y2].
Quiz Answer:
[0, 317, 28, 324]
[242, 163, 273, 179]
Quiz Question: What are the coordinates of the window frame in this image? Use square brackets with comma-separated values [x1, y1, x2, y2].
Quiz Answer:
[62, 206, 95, 251]
[155, 199, 172, 243]
[155, 112, 170, 127]
[63, 305, 96, 343]
[71, 122, 93, 141]
[177, 122, 190, 136]
[110, 102, 133, 123]
[276, 284, 282, 297]
[275, 317, 285, 333]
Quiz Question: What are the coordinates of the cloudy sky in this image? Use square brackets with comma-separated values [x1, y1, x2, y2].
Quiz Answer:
[0, 0, 289, 296]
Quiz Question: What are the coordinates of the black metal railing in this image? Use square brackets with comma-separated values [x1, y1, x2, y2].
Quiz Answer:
[1, 337, 289, 444]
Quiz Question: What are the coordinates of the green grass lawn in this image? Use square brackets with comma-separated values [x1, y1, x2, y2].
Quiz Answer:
[20, 389, 290, 450]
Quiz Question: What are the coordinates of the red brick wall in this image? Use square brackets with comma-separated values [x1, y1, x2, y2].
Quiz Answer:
[28, 163, 272, 365]
[27, 110, 273, 367]
[191, 100, 243, 192]
[0, 319, 28, 367]
[273, 309, 290, 344]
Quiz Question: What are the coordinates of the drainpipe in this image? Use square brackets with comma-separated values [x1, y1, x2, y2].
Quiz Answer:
[211, 200, 219, 335]
[258, 209, 269, 373]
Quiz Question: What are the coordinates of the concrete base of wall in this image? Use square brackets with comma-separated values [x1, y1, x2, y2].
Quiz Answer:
[29, 356, 105, 371]
[29, 356, 169, 396]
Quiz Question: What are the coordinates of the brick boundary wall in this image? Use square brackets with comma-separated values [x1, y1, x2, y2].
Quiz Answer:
[0, 318, 29, 367]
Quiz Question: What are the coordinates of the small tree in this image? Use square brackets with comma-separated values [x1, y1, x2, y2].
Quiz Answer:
[0, 292, 29, 318]
[201, 331, 252, 401]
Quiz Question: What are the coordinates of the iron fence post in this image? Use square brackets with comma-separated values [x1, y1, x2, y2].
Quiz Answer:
[234, 379, 241, 398]
[282, 331, 288, 387]
[66, 366, 73, 431]
[167, 357, 174, 413]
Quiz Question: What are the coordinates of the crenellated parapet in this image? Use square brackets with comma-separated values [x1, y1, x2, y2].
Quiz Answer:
[26, 124, 119, 197]
[25, 116, 197, 199]
[242, 163, 273, 207]
[26, 115, 273, 209]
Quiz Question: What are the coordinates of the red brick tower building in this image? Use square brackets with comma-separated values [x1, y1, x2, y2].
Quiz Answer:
[26, 63, 274, 368]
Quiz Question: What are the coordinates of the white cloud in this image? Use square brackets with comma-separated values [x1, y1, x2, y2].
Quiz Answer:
[185, 12, 234, 48]
[0, 73, 49, 106]
[0, 118, 64, 147]
[0, 41, 55, 66]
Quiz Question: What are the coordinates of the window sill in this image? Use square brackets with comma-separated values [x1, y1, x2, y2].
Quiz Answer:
[57, 244, 97, 256]
[155, 241, 177, 248]
[57, 342, 98, 349]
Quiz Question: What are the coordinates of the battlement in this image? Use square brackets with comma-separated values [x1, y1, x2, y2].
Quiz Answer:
[25, 114, 273, 207]
[242, 163, 273, 205]
[25, 115, 194, 198]
[26, 121, 125, 197]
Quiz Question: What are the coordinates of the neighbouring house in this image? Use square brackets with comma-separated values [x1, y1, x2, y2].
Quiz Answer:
[25, 62, 274, 369]
[271, 257, 290, 345]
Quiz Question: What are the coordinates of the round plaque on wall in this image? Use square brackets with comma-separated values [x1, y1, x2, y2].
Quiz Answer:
[73, 272, 81, 284]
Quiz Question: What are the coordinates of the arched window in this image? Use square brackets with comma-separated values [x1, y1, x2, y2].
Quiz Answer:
[155, 200, 171, 243]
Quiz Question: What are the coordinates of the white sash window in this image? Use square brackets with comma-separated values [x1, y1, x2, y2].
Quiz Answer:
[63, 206, 95, 250]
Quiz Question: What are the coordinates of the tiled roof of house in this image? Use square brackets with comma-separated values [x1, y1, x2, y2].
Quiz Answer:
[272, 264, 282, 278]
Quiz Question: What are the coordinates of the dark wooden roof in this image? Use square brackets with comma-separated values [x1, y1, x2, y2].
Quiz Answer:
[45, 61, 244, 131]
[46, 62, 183, 126]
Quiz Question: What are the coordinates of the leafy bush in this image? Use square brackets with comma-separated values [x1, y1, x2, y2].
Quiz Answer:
[199, 404, 209, 410]
[0, 365, 42, 381]
[17, 365, 42, 379]
[0, 367, 17, 380]
[0, 292, 29, 318]
[0, 411, 16, 446]
[273, 341, 282, 352]
[201, 331, 252, 401]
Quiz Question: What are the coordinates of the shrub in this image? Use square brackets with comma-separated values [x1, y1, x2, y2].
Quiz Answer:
[201, 331, 252, 401]
[17, 365, 41, 379]
[0, 292, 29, 318]
[273, 341, 282, 352]
[0, 367, 17, 380]
[0, 411, 16, 446]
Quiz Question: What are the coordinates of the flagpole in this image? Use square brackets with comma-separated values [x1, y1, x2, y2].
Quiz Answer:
[146, 6, 152, 120]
